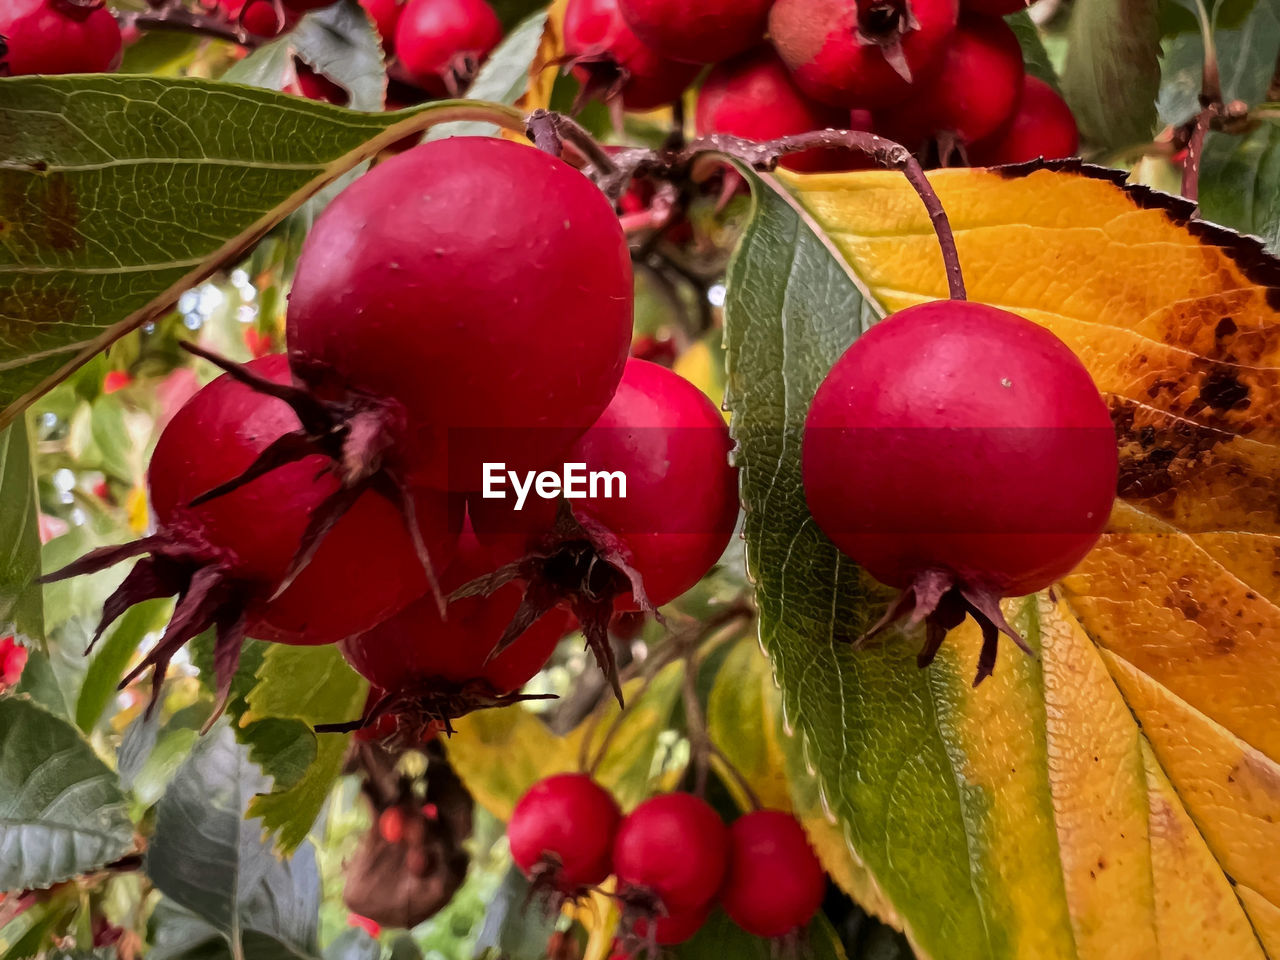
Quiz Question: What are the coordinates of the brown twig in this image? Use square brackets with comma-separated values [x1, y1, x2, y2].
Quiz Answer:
[526, 109, 619, 177]
[115, 3, 259, 47]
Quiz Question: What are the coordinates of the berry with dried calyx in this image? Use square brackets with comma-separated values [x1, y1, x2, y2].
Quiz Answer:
[564, 0, 701, 112]
[613, 793, 728, 916]
[393, 0, 501, 96]
[508, 774, 622, 898]
[768, 0, 959, 109]
[802, 300, 1118, 684]
[969, 75, 1079, 166]
[0, 0, 123, 75]
[616, 0, 772, 64]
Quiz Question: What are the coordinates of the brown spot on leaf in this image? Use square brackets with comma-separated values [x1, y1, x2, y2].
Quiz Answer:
[1198, 371, 1251, 411]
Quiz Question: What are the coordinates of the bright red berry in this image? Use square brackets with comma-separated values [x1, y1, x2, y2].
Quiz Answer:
[616, 0, 771, 64]
[102, 370, 132, 395]
[969, 75, 1080, 165]
[769, 0, 959, 109]
[359, 0, 405, 50]
[393, 0, 501, 96]
[874, 14, 1025, 152]
[720, 811, 825, 938]
[217, 0, 299, 38]
[564, 0, 701, 111]
[802, 300, 1117, 684]
[0, 636, 28, 688]
[613, 793, 729, 914]
[508, 774, 622, 894]
[0, 0, 122, 75]
[630, 902, 711, 946]
[45, 356, 458, 710]
[697, 47, 861, 173]
[287, 136, 633, 493]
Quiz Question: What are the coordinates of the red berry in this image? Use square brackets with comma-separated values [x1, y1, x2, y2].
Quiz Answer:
[969, 75, 1080, 165]
[720, 811, 825, 938]
[616, 0, 771, 64]
[631, 902, 711, 945]
[339, 526, 569, 706]
[45, 356, 458, 707]
[697, 47, 859, 174]
[0, 636, 28, 688]
[613, 793, 728, 914]
[768, 0, 958, 109]
[393, 0, 501, 96]
[378, 807, 405, 843]
[217, 0, 299, 38]
[0, 0, 122, 75]
[359, 0, 404, 50]
[875, 14, 1025, 150]
[508, 774, 622, 893]
[802, 301, 1117, 683]
[102, 370, 132, 395]
[287, 137, 633, 492]
[290, 62, 348, 105]
[962, 0, 1029, 13]
[564, 0, 700, 112]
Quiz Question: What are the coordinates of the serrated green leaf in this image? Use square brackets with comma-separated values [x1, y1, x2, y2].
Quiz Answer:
[147, 724, 321, 955]
[1201, 120, 1280, 252]
[0, 419, 42, 646]
[1061, 0, 1162, 149]
[241, 718, 318, 791]
[241, 644, 368, 851]
[0, 697, 134, 891]
[0, 76, 523, 425]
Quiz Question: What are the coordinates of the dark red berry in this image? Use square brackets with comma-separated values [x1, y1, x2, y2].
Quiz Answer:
[616, 0, 771, 64]
[393, 0, 501, 96]
[802, 300, 1117, 683]
[613, 793, 728, 914]
[874, 14, 1025, 152]
[969, 75, 1079, 165]
[287, 137, 633, 493]
[768, 0, 959, 109]
[720, 811, 825, 938]
[508, 774, 622, 894]
[564, 0, 700, 111]
[0, 0, 122, 75]
[697, 47, 859, 173]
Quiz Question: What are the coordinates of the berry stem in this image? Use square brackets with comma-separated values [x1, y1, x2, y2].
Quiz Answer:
[115, 2, 259, 47]
[682, 647, 711, 797]
[526, 109, 619, 178]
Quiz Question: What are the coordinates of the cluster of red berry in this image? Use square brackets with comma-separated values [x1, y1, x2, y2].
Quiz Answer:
[509, 775, 826, 952]
[47, 135, 739, 732]
[0, 0, 123, 75]
[566, 0, 1079, 168]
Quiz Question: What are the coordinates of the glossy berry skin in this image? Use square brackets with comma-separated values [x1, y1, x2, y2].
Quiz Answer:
[631, 903, 711, 945]
[508, 775, 622, 892]
[150, 356, 456, 645]
[393, 0, 501, 95]
[564, 0, 701, 111]
[696, 47, 856, 173]
[613, 793, 729, 914]
[970, 76, 1080, 165]
[962, 0, 1029, 12]
[0, 0, 122, 75]
[287, 137, 633, 492]
[720, 811, 825, 938]
[616, 0, 771, 64]
[218, 0, 299, 38]
[359, 0, 404, 50]
[802, 301, 1117, 599]
[339, 527, 569, 695]
[875, 14, 1025, 149]
[769, 0, 959, 109]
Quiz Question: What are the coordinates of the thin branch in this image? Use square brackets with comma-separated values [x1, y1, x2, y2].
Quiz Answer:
[708, 742, 762, 812]
[1182, 105, 1215, 204]
[526, 108, 619, 176]
[115, 4, 259, 47]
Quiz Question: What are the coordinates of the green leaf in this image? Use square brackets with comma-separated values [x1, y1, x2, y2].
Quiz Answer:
[323, 929, 381, 960]
[1006, 10, 1059, 90]
[147, 724, 321, 955]
[0, 76, 523, 425]
[0, 697, 134, 891]
[472, 868, 559, 960]
[241, 644, 369, 851]
[0, 419, 42, 646]
[1200, 120, 1280, 253]
[674, 910, 848, 960]
[1060, 0, 1162, 149]
[74, 597, 169, 733]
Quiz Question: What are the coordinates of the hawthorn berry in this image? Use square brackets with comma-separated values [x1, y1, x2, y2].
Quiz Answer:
[613, 793, 729, 915]
[696, 47, 860, 173]
[969, 75, 1080, 165]
[508, 774, 622, 895]
[630, 902, 711, 946]
[616, 0, 771, 64]
[45, 355, 458, 712]
[875, 13, 1025, 154]
[216, 0, 299, 38]
[768, 0, 959, 109]
[719, 811, 825, 938]
[359, 0, 404, 50]
[564, 0, 700, 111]
[802, 300, 1118, 683]
[0, 0, 123, 75]
[285, 136, 633, 493]
[393, 0, 501, 96]
[0, 636, 28, 689]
